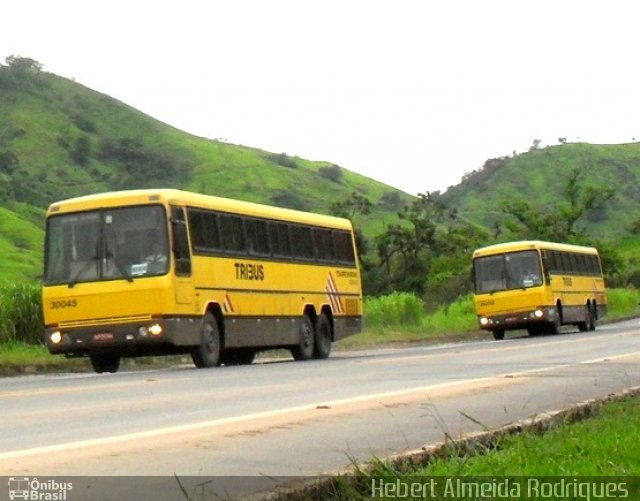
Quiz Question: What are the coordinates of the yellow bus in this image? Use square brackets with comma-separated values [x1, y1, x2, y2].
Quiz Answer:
[43, 189, 363, 372]
[472, 240, 606, 340]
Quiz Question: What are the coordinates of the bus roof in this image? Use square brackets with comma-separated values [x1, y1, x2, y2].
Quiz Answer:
[46, 189, 353, 230]
[472, 240, 599, 258]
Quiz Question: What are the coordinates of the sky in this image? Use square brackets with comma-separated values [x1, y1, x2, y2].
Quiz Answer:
[3, 0, 640, 195]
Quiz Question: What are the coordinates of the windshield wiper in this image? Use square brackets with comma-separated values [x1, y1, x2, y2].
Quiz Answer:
[68, 256, 99, 288]
[106, 249, 134, 283]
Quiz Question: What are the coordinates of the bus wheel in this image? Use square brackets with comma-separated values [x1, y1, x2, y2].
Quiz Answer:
[588, 304, 597, 331]
[546, 318, 560, 335]
[191, 313, 221, 368]
[90, 353, 120, 373]
[577, 305, 590, 332]
[291, 314, 315, 361]
[314, 313, 332, 359]
[493, 329, 505, 341]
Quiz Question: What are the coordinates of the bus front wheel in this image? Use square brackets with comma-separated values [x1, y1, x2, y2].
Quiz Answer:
[291, 314, 315, 361]
[192, 313, 221, 368]
[90, 353, 120, 373]
[493, 329, 505, 341]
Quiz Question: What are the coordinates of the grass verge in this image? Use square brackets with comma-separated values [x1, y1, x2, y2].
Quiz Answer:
[266, 390, 640, 500]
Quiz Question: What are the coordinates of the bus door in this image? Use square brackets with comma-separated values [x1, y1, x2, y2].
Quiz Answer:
[170, 206, 194, 307]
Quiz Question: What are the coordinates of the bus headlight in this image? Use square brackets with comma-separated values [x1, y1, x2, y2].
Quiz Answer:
[138, 324, 162, 337]
[534, 309, 544, 318]
[479, 317, 490, 326]
[50, 331, 62, 344]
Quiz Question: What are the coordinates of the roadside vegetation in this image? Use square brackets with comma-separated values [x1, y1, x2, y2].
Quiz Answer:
[282, 392, 640, 500]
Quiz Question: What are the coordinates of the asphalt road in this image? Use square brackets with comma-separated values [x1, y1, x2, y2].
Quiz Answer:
[2, 318, 640, 499]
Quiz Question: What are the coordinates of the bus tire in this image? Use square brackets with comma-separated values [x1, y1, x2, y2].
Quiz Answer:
[577, 306, 589, 332]
[546, 317, 560, 335]
[314, 313, 332, 359]
[291, 314, 315, 361]
[493, 329, 505, 341]
[578, 304, 594, 332]
[588, 304, 597, 331]
[191, 312, 221, 368]
[90, 353, 120, 373]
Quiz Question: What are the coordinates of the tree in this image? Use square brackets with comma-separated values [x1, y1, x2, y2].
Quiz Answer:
[5, 55, 43, 73]
[529, 139, 542, 151]
[500, 167, 614, 241]
[372, 191, 487, 298]
[329, 191, 371, 220]
[329, 192, 372, 272]
[373, 192, 445, 294]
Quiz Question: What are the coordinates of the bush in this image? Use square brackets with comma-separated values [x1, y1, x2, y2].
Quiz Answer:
[318, 164, 343, 183]
[364, 292, 425, 329]
[606, 287, 640, 318]
[421, 294, 477, 333]
[0, 281, 43, 345]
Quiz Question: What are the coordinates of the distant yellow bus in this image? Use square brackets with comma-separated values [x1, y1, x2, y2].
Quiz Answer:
[43, 189, 363, 372]
[472, 240, 606, 340]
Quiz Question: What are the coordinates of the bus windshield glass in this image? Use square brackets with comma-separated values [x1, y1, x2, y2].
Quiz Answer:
[44, 205, 169, 285]
[474, 249, 542, 293]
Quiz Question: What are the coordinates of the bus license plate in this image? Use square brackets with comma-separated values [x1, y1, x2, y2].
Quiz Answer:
[93, 332, 114, 342]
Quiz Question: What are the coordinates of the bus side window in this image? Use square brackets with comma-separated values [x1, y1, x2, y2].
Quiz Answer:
[171, 206, 192, 276]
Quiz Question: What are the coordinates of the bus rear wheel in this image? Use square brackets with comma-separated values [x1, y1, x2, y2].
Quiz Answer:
[578, 305, 593, 332]
[191, 313, 221, 368]
[90, 353, 120, 373]
[314, 313, 332, 359]
[588, 304, 597, 331]
[291, 314, 315, 361]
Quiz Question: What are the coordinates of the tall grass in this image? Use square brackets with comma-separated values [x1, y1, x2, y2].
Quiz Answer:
[607, 287, 640, 318]
[364, 292, 425, 329]
[0, 281, 43, 345]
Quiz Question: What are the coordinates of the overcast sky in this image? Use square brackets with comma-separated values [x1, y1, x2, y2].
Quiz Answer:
[3, 1, 640, 195]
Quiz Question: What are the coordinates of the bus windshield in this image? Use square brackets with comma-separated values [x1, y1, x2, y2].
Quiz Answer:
[474, 249, 543, 294]
[44, 205, 169, 286]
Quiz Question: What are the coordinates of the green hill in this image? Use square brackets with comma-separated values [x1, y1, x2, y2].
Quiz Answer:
[0, 58, 411, 281]
[3, 57, 640, 288]
[442, 142, 640, 237]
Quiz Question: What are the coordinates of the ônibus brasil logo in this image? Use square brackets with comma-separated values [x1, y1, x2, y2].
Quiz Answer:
[8, 477, 73, 501]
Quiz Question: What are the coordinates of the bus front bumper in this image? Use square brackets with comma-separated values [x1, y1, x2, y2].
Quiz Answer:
[45, 317, 200, 356]
[478, 307, 559, 331]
